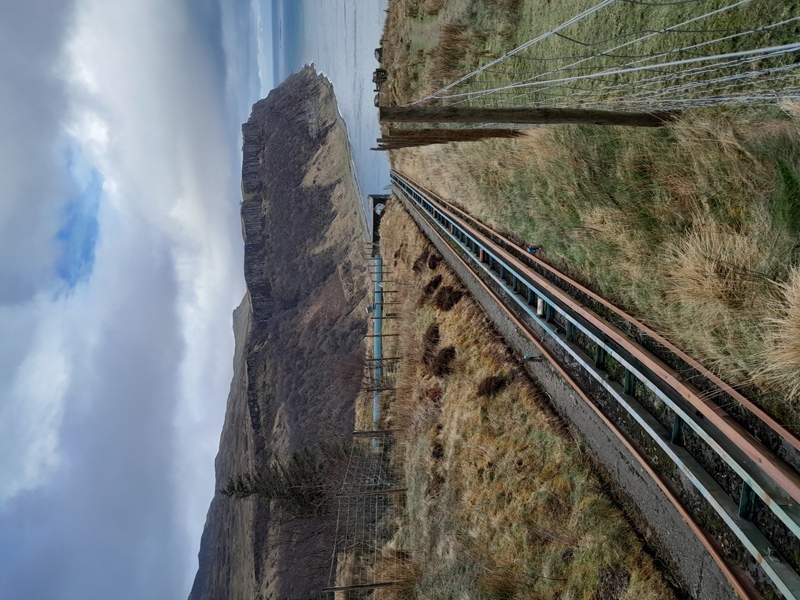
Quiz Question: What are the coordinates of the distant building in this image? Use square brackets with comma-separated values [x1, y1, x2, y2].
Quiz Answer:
[369, 194, 390, 253]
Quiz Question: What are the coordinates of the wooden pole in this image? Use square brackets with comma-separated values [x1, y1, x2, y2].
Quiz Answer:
[323, 581, 399, 592]
[380, 106, 678, 127]
[352, 429, 399, 436]
[337, 488, 407, 498]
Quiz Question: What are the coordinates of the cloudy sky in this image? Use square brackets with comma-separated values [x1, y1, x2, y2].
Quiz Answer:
[0, 1, 273, 597]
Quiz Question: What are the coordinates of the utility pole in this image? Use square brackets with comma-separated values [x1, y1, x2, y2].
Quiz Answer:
[380, 106, 678, 128]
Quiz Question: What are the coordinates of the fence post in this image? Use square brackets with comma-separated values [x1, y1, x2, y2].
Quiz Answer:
[380, 106, 678, 128]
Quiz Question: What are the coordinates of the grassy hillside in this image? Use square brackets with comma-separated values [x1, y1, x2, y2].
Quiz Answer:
[358, 200, 674, 599]
[381, 0, 797, 105]
[383, 0, 800, 431]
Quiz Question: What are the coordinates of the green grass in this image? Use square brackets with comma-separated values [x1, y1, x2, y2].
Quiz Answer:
[775, 160, 800, 234]
[384, 0, 799, 107]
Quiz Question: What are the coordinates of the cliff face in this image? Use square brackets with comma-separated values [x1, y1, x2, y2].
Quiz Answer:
[189, 66, 369, 600]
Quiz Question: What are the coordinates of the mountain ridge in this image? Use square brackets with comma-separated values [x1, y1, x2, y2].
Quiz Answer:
[189, 65, 369, 600]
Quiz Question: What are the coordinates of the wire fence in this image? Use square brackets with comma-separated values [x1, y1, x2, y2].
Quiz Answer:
[325, 432, 407, 598]
[408, 0, 800, 111]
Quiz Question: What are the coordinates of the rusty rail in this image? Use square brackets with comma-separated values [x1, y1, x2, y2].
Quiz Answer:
[392, 169, 800, 599]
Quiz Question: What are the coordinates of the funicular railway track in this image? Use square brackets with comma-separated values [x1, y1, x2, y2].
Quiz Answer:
[390, 170, 800, 599]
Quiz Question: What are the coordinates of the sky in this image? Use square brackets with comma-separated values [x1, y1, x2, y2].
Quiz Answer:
[0, 1, 273, 598]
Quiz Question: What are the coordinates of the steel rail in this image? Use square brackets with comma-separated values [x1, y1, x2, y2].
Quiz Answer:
[396, 172, 800, 455]
[391, 171, 800, 598]
[395, 184, 757, 600]
[392, 171, 800, 508]
[396, 171, 800, 518]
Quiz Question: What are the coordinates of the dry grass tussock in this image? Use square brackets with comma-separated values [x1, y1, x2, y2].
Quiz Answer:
[380, 0, 522, 104]
[427, 23, 476, 92]
[756, 267, 800, 406]
[392, 110, 800, 429]
[370, 200, 673, 599]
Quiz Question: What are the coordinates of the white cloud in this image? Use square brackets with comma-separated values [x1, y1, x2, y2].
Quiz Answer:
[0, 0, 250, 597]
[0, 1, 74, 302]
[0, 302, 69, 501]
[63, 0, 247, 576]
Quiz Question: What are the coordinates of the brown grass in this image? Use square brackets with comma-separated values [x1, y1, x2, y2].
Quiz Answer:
[370, 199, 674, 599]
[422, 273, 442, 296]
[429, 345, 456, 377]
[756, 268, 800, 402]
[477, 374, 509, 398]
[432, 285, 464, 311]
[423, 0, 445, 16]
[427, 22, 474, 92]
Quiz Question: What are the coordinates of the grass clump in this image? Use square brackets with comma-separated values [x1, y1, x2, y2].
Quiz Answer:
[774, 161, 800, 235]
[756, 268, 800, 402]
[429, 345, 456, 377]
[433, 285, 465, 311]
[423, 273, 443, 296]
[477, 374, 509, 397]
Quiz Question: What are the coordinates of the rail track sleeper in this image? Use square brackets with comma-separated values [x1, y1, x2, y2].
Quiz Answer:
[545, 302, 555, 323]
[595, 345, 606, 369]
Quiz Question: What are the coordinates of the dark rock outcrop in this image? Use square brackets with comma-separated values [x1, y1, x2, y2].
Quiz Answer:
[189, 66, 369, 600]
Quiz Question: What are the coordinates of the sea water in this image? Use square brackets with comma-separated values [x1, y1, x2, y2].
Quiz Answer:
[268, 0, 391, 234]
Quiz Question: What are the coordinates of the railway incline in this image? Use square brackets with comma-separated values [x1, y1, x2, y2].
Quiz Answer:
[391, 170, 800, 600]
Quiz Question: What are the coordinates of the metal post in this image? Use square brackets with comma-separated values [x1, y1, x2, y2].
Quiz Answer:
[624, 370, 634, 396]
[739, 482, 756, 519]
[352, 430, 398, 437]
[323, 582, 399, 593]
[337, 488, 407, 498]
[671, 414, 685, 446]
[595, 345, 606, 368]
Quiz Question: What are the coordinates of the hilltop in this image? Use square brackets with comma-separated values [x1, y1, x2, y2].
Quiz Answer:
[189, 66, 369, 600]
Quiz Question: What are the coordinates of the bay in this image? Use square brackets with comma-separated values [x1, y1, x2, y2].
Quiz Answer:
[268, 0, 390, 234]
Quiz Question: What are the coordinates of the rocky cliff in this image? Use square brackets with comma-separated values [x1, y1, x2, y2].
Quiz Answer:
[189, 66, 369, 600]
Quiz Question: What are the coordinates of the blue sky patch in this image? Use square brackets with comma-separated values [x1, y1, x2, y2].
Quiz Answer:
[56, 144, 102, 288]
